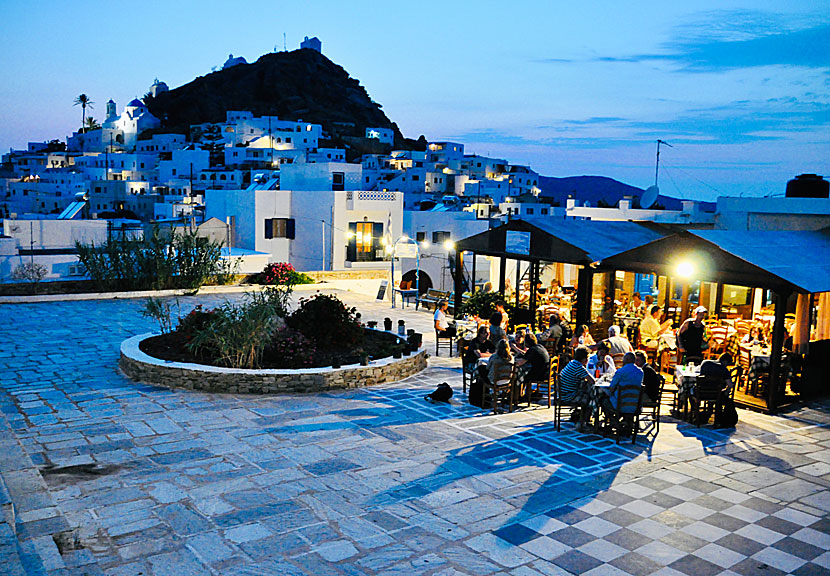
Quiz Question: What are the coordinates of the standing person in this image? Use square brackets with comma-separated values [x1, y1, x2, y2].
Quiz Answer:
[488, 312, 506, 345]
[634, 350, 661, 402]
[678, 306, 709, 362]
[495, 301, 509, 331]
[559, 346, 596, 431]
[434, 300, 456, 337]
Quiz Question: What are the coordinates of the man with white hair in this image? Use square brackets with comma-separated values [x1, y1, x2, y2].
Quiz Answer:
[606, 325, 634, 356]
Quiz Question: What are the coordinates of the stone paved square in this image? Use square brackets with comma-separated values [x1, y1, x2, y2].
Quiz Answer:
[0, 287, 828, 575]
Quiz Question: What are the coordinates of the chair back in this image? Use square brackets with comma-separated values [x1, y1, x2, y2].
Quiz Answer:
[727, 365, 741, 398]
[492, 360, 514, 385]
[735, 320, 752, 335]
[710, 326, 728, 346]
[695, 373, 722, 402]
[544, 340, 558, 358]
[615, 380, 642, 415]
[738, 346, 752, 372]
[610, 353, 625, 369]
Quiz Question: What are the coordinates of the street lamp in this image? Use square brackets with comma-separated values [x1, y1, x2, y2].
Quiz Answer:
[390, 235, 420, 309]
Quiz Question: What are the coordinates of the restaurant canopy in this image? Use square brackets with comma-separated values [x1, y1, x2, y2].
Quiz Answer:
[596, 228, 830, 295]
[454, 218, 671, 264]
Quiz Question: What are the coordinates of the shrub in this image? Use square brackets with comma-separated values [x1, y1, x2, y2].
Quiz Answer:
[287, 293, 363, 350]
[459, 291, 512, 321]
[12, 262, 48, 293]
[185, 288, 287, 368]
[142, 296, 179, 334]
[259, 262, 316, 286]
[177, 304, 218, 342]
[76, 226, 225, 292]
[267, 327, 316, 368]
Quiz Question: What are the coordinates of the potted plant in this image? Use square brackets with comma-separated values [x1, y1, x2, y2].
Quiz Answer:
[383, 317, 393, 331]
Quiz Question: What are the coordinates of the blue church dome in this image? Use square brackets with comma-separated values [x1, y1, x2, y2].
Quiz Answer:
[127, 98, 146, 108]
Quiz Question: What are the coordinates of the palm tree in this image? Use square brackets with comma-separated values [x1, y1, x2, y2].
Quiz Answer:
[73, 94, 94, 133]
[85, 117, 101, 131]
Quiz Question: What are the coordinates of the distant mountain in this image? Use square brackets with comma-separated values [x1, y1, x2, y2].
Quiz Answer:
[538, 175, 714, 211]
[145, 48, 425, 156]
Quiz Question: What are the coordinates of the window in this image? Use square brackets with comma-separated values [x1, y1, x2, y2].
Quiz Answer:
[286, 137, 291, 144]
[416, 231, 426, 242]
[332, 172, 345, 191]
[347, 221, 383, 262]
[264, 218, 295, 239]
[432, 231, 451, 244]
[172, 169, 177, 176]
[412, 175, 419, 181]
[541, 208, 548, 215]
[527, 208, 534, 215]
[220, 174, 226, 180]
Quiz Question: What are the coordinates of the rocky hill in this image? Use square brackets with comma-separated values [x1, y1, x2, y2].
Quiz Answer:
[538, 175, 715, 211]
[145, 48, 424, 155]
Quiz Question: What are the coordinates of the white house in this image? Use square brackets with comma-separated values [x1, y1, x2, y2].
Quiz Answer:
[366, 127, 394, 145]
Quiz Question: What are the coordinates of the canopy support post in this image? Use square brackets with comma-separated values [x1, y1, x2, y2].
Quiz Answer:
[576, 266, 592, 328]
[767, 289, 790, 414]
[499, 256, 506, 294]
[453, 250, 464, 319]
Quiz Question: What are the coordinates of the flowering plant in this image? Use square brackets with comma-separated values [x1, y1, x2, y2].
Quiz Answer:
[177, 304, 218, 342]
[269, 326, 316, 368]
[260, 262, 296, 286]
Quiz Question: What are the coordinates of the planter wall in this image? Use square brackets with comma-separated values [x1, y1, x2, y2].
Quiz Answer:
[119, 333, 426, 394]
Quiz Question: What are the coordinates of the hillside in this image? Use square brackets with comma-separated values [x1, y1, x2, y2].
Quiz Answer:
[145, 48, 424, 155]
[538, 175, 714, 211]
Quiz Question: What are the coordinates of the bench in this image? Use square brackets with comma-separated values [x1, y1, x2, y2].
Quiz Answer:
[420, 289, 449, 311]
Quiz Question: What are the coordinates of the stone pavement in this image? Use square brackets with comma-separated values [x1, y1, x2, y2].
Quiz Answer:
[0, 286, 828, 576]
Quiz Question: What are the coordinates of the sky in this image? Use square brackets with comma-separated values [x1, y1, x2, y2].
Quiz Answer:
[1, 1, 828, 200]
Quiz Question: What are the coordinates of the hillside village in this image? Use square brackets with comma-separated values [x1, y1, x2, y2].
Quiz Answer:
[1, 40, 829, 294]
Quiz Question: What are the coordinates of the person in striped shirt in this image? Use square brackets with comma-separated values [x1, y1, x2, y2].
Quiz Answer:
[559, 345, 596, 431]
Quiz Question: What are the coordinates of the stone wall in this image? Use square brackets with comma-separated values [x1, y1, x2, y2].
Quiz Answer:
[119, 334, 427, 394]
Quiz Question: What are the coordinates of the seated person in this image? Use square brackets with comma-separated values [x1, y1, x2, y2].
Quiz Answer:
[539, 313, 563, 350]
[639, 305, 672, 350]
[741, 326, 766, 347]
[488, 312, 506, 345]
[558, 345, 596, 431]
[606, 325, 634, 355]
[464, 325, 494, 372]
[628, 292, 644, 317]
[485, 339, 514, 386]
[633, 350, 660, 402]
[599, 352, 644, 416]
[433, 300, 456, 337]
[587, 341, 616, 378]
[571, 324, 596, 349]
[510, 328, 528, 357]
[516, 333, 550, 383]
[697, 352, 735, 423]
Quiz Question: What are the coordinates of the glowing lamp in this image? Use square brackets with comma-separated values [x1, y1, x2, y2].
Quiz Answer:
[676, 261, 695, 278]
[443, 240, 455, 251]
[422, 240, 431, 249]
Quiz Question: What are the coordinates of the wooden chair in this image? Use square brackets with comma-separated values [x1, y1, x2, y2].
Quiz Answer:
[737, 346, 752, 391]
[707, 326, 728, 359]
[735, 319, 752, 336]
[639, 374, 665, 435]
[552, 372, 579, 432]
[599, 382, 644, 444]
[658, 349, 678, 412]
[526, 355, 558, 409]
[610, 353, 625, 369]
[488, 362, 516, 415]
[458, 339, 474, 394]
[435, 329, 455, 357]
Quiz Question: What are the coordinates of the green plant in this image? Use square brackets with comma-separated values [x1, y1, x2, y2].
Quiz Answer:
[258, 262, 316, 286]
[184, 288, 290, 369]
[267, 327, 316, 368]
[458, 291, 512, 321]
[286, 293, 363, 350]
[142, 296, 179, 334]
[76, 226, 225, 292]
[12, 262, 48, 293]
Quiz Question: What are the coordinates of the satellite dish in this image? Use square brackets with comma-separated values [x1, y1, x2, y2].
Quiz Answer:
[642, 185, 659, 209]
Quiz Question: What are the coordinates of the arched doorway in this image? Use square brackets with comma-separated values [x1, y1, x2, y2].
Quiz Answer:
[402, 269, 432, 294]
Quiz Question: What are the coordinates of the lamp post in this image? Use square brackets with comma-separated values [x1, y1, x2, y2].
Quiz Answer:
[390, 235, 420, 309]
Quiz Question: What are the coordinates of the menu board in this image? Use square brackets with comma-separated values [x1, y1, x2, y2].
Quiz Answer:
[505, 230, 531, 255]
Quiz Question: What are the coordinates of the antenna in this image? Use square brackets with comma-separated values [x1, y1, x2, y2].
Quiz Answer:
[284, 33, 287, 52]
[655, 139, 672, 186]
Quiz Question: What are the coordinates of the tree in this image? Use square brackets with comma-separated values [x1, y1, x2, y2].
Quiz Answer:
[85, 117, 101, 132]
[73, 94, 94, 132]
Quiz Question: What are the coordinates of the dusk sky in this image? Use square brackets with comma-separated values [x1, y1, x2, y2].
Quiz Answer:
[1, 1, 828, 200]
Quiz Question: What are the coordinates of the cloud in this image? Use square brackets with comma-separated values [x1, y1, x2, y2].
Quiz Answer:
[655, 22, 830, 71]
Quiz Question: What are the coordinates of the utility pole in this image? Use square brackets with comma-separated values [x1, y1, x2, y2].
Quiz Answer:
[321, 219, 326, 271]
[655, 139, 672, 187]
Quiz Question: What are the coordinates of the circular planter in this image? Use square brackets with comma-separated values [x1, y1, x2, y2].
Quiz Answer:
[119, 333, 426, 394]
